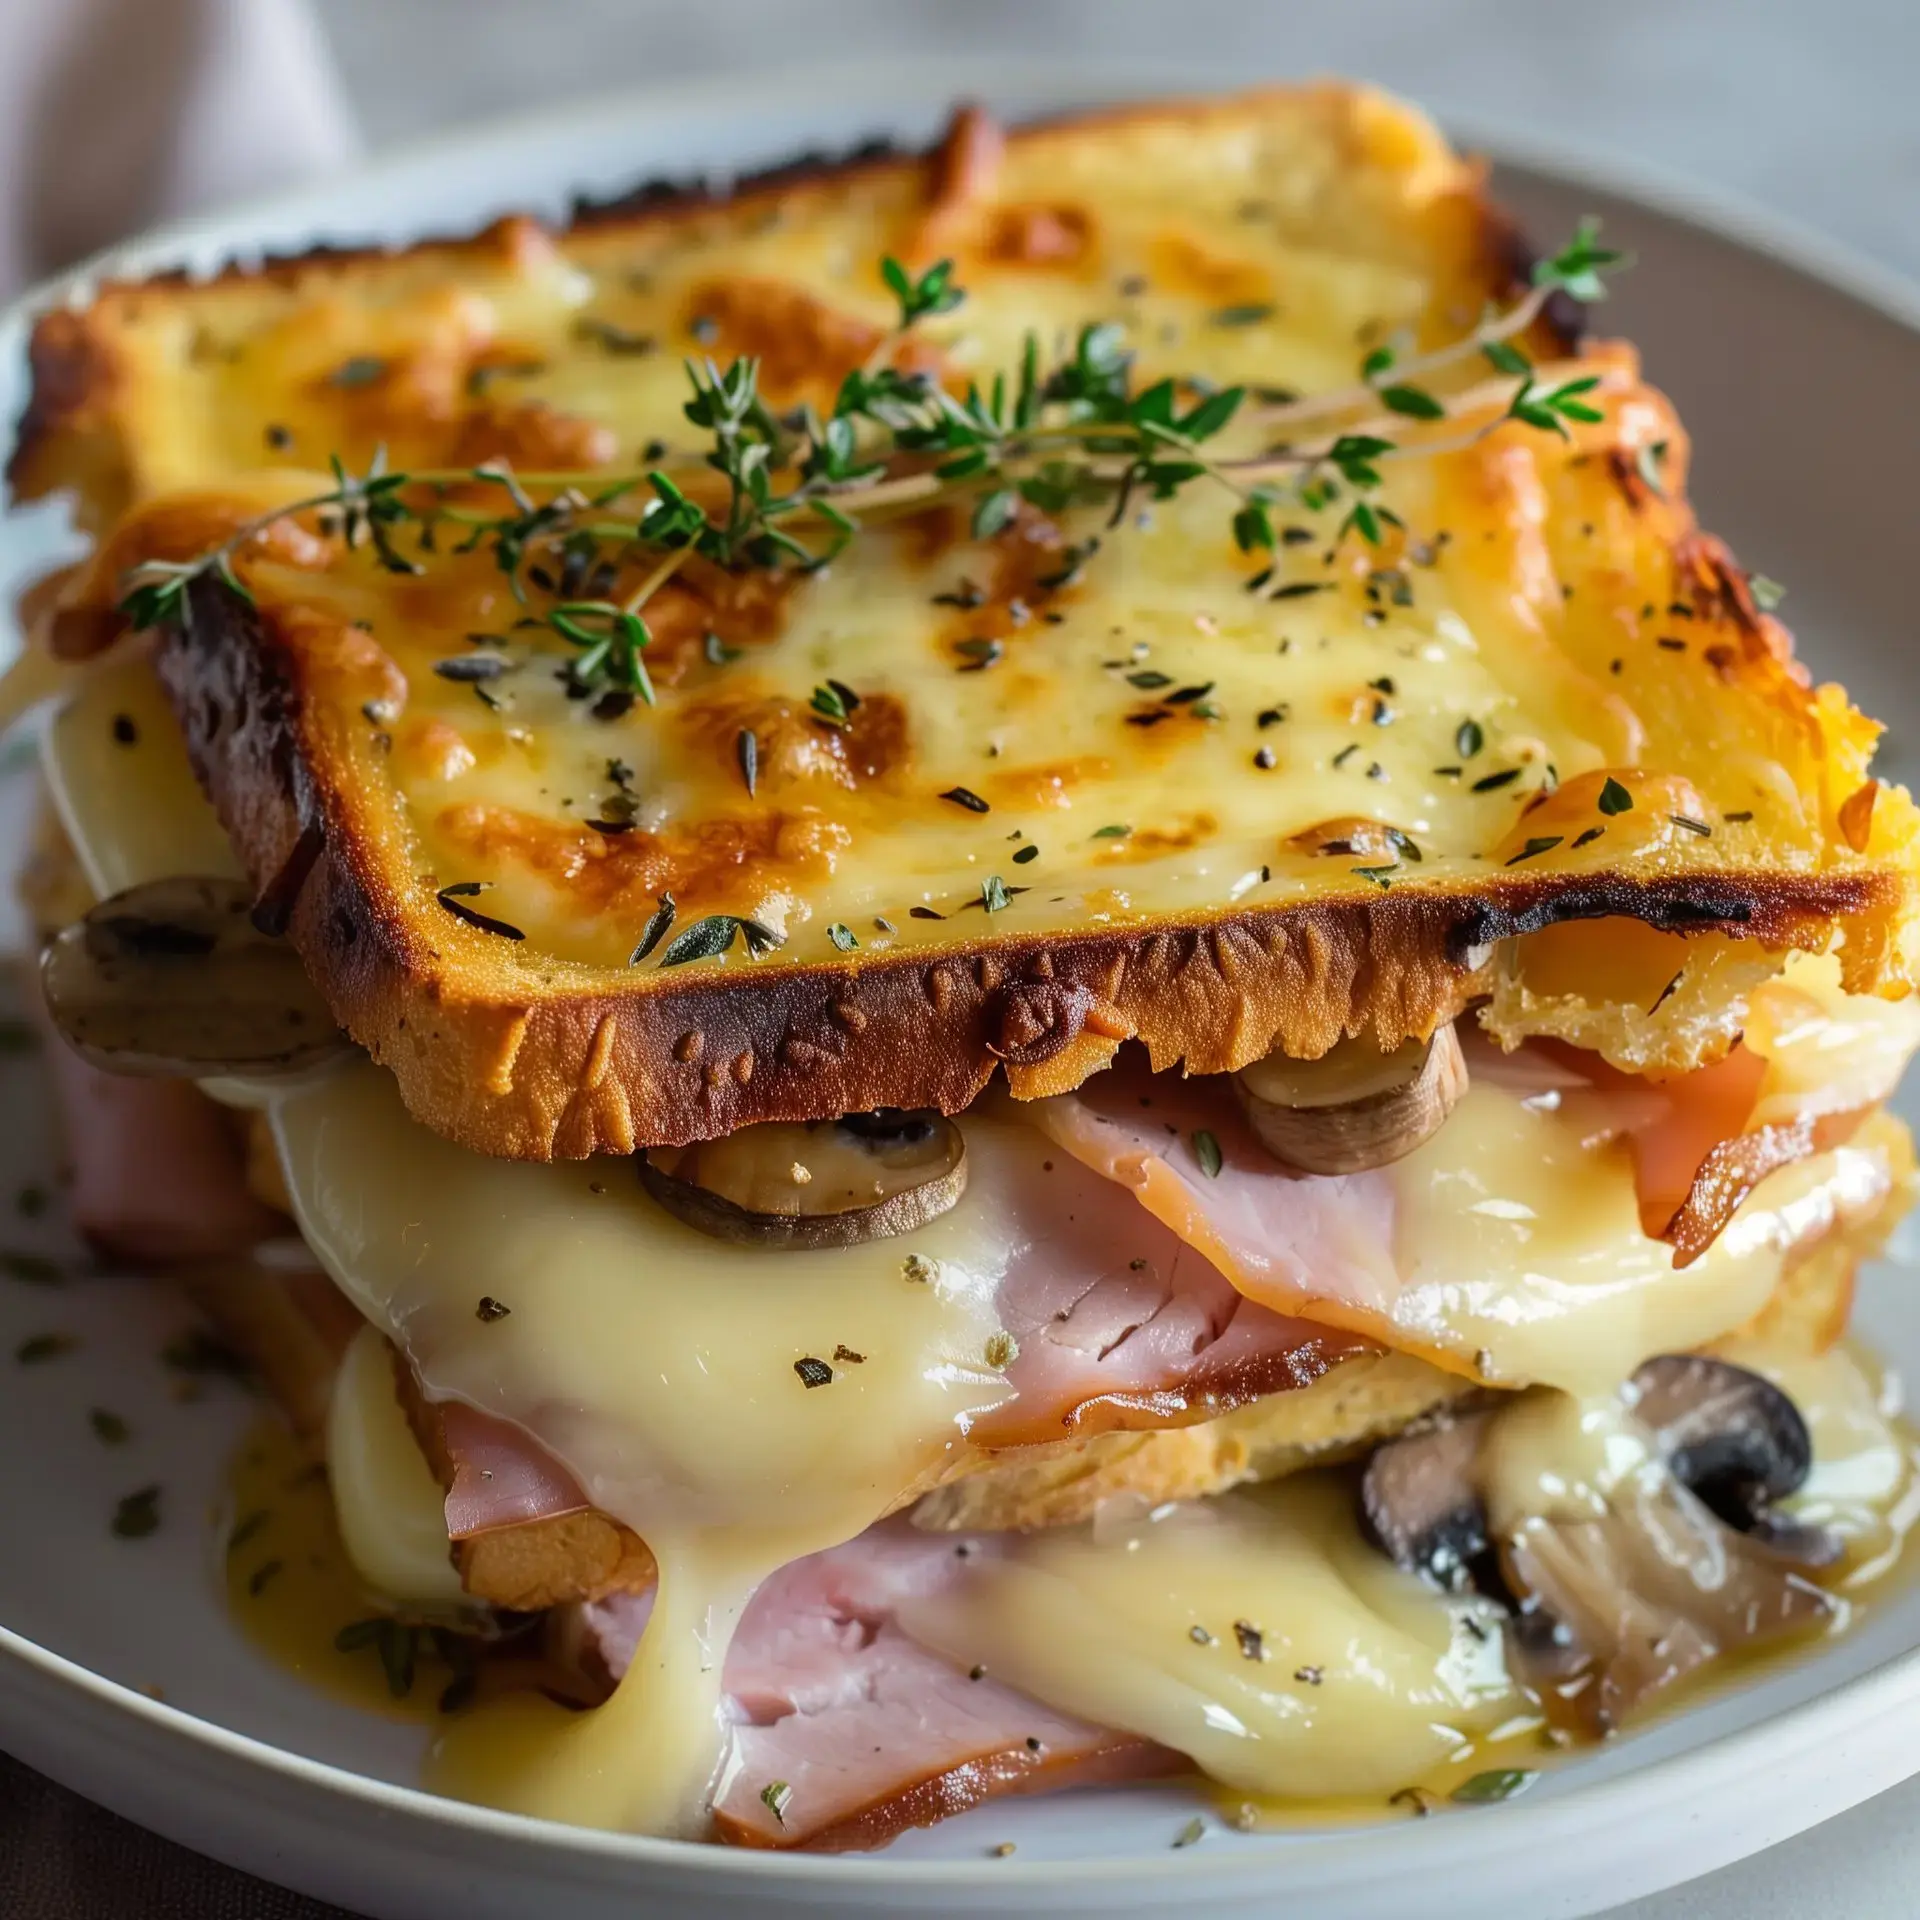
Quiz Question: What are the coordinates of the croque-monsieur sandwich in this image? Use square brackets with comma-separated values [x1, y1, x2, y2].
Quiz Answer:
[9, 82, 1920, 1848]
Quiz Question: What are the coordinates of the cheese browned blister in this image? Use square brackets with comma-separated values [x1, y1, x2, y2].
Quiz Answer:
[14, 84, 1917, 1160]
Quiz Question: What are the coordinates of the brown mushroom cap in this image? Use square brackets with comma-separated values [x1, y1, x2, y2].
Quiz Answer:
[41, 876, 347, 1079]
[1234, 1022, 1467, 1175]
[637, 1108, 968, 1249]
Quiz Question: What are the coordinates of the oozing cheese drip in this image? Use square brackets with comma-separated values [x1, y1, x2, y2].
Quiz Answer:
[327, 1323, 470, 1608]
[39, 654, 1915, 1834]
[899, 1475, 1516, 1799]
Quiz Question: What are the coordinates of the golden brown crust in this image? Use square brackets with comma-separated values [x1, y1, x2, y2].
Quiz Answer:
[23, 85, 1920, 1157]
[150, 590, 1905, 1159]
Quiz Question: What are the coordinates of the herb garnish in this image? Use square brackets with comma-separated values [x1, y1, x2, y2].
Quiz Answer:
[475, 1296, 511, 1323]
[736, 727, 758, 797]
[1669, 812, 1713, 837]
[827, 922, 859, 951]
[1012, 843, 1040, 864]
[1232, 1619, 1267, 1661]
[435, 883, 525, 941]
[1450, 1769, 1538, 1805]
[940, 785, 991, 813]
[112, 1486, 162, 1539]
[1191, 1130, 1224, 1178]
[980, 875, 1011, 913]
[1506, 835, 1563, 866]
[1471, 767, 1522, 793]
[1597, 776, 1634, 815]
[760, 1780, 794, 1826]
[89, 1408, 130, 1445]
[793, 1357, 834, 1388]
[657, 914, 783, 967]
[630, 892, 676, 963]
[120, 228, 1627, 686]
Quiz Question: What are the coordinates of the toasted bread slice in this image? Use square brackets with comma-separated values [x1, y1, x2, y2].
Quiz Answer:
[18, 86, 1919, 1158]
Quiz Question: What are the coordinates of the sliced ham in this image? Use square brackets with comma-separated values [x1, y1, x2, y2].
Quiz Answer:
[39, 1024, 284, 1264]
[434, 1132, 1361, 1539]
[575, 1523, 1175, 1850]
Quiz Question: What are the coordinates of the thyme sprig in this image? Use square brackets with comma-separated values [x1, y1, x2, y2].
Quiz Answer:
[118, 225, 1627, 685]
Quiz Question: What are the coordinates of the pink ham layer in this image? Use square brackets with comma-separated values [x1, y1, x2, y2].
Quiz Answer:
[438, 1137, 1363, 1539]
[38, 1011, 284, 1264]
[573, 1521, 1176, 1850]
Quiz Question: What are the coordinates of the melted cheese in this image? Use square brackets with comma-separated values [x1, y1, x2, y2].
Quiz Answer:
[899, 1477, 1515, 1800]
[39, 653, 1915, 1835]
[328, 1323, 470, 1608]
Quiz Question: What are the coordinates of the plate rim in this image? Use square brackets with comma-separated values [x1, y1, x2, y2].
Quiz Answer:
[7, 49, 1920, 1906]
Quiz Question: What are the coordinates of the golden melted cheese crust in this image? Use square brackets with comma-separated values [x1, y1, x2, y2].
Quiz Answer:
[16, 85, 1920, 1157]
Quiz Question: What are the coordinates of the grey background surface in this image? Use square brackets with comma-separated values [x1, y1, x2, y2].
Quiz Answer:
[14, 1, 1920, 1913]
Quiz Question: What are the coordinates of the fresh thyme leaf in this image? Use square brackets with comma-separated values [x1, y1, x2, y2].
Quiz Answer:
[658, 914, 783, 968]
[810, 683, 853, 728]
[1471, 767, 1522, 793]
[1506, 835, 1564, 866]
[475, 1296, 511, 1323]
[326, 354, 387, 388]
[1451, 1768, 1538, 1805]
[1750, 574, 1787, 612]
[112, 1485, 162, 1539]
[1482, 338, 1531, 377]
[760, 1779, 795, 1826]
[1210, 302, 1274, 327]
[972, 488, 1018, 540]
[980, 875, 1010, 913]
[1012, 843, 1039, 865]
[880, 254, 964, 327]
[1455, 719, 1484, 758]
[89, 1408, 130, 1445]
[736, 728, 758, 797]
[940, 786, 991, 814]
[827, 922, 859, 952]
[1598, 776, 1634, 815]
[1379, 383, 1445, 421]
[630, 893, 676, 964]
[1533, 217, 1627, 302]
[377, 1620, 418, 1698]
[435, 887, 525, 941]
[1191, 1130, 1224, 1179]
[1092, 823, 1131, 839]
[794, 1357, 834, 1389]
[1669, 812, 1713, 837]
[1634, 439, 1669, 497]
[1172, 1816, 1207, 1849]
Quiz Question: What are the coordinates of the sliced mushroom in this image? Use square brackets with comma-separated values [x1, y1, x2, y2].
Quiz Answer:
[1499, 1475, 1836, 1735]
[638, 1108, 968, 1249]
[1361, 1362, 1842, 1732]
[1234, 1023, 1466, 1175]
[41, 876, 347, 1079]
[1359, 1406, 1494, 1590]
[1625, 1354, 1813, 1526]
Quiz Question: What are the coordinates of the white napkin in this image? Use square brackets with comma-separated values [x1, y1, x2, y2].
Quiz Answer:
[0, 0, 358, 297]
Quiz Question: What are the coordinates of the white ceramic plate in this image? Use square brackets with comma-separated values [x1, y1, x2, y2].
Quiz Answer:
[4, 56, 1920, 1920]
